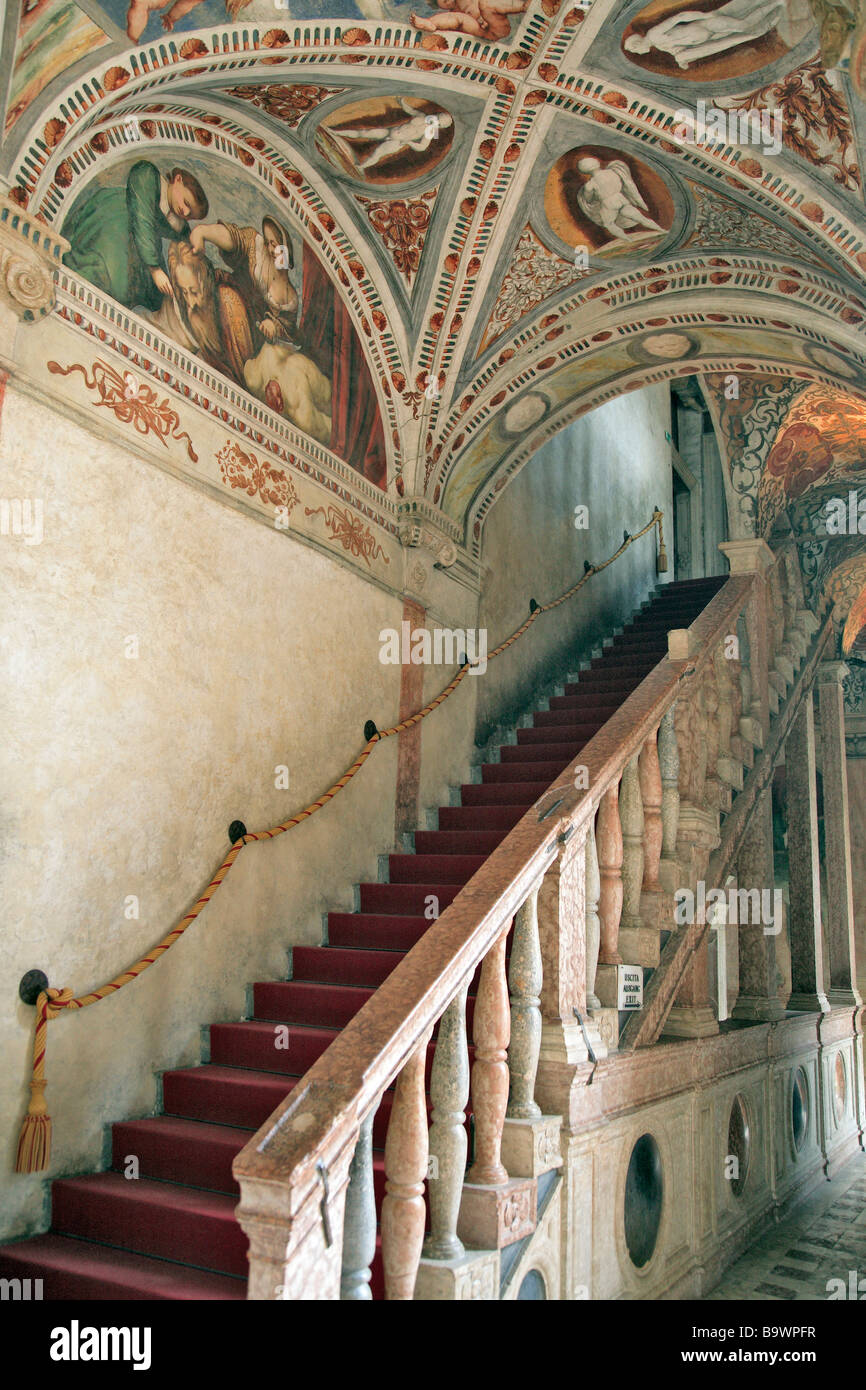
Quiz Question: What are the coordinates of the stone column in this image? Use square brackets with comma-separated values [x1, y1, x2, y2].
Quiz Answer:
[731, 787, 785, 1020]
[817, 662, 862, 1006]
[786, 694, 830, 1013]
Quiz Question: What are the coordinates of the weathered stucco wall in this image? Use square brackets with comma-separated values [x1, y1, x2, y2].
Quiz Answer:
[1, 383, 413, 1240]
[475, 384, 673, 743]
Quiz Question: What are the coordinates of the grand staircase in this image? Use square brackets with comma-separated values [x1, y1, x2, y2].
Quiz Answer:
[0, 577, 725, 1300]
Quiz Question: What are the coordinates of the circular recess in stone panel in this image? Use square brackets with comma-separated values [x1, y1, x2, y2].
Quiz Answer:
[624, 1132, 664, 1267]
[517, 1269, 547, 1300]
[833, 1053, 847, 1125]
[791, 1067, 809, 1152]
[727, 1093, 750, 1198]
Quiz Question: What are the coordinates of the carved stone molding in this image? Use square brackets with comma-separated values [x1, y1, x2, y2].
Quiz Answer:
[0, 197, 67, 330]
[397, 498, 459, 568]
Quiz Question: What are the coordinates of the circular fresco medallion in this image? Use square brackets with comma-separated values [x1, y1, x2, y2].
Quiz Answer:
[503, 392, 549, 434]
[621, 0, 814, 84]
[627, 329, 701, 363]
[315, 95, 454, 186]
[544, 146, 675, 260]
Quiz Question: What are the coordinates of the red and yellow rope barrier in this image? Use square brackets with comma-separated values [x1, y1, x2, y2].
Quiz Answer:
[15, 510, 663, 1173]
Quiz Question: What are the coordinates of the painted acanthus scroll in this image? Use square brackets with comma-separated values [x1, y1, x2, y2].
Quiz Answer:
[47, 359, 198, 462]
[305, 503, 390, 566]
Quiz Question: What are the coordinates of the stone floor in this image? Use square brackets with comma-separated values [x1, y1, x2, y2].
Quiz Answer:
[704, 1153, 866, 1300]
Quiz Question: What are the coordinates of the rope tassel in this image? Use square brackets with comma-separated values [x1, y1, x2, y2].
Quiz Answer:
[16, 989, 71, 1174]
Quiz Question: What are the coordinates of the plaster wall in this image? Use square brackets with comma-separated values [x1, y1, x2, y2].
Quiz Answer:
[475, 384, 673, 744]
[0, 382, 410, 1240]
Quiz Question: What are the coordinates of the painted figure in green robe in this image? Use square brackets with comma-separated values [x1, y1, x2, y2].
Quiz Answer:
[63, 160, 209, 311]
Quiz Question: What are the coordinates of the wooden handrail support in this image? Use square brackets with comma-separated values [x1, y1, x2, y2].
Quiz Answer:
[233, 571, 831, 1296]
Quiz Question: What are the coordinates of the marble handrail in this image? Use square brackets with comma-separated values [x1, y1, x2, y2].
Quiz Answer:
[234, 573, 758, 1297]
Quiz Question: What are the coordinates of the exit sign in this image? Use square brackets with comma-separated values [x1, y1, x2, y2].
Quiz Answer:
[617, 965, 643, 1010]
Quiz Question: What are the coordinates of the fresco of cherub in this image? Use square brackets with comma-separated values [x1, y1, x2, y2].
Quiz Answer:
[411, 0, 528, 40]
[125, 0, 250, 43]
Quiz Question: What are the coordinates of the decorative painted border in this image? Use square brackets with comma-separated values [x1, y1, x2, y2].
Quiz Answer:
[53, 269, 400, 537]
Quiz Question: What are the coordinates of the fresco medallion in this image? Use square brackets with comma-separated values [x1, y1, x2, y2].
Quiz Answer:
[544, 146, 675, 259]
[315, 96, 455, 186]
[621, 0, 815, 84]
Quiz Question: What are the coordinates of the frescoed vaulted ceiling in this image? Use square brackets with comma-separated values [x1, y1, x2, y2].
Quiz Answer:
[5, 0, 866, 649]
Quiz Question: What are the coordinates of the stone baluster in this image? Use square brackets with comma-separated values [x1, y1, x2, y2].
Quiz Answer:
[636, 725, 668, 950]
[767, 565, 784, 664]
[714, 646, 742, 792]
[424, 984, 471, 1261]
[381, 1026, 434, 1300]
[639, 730, 663, 892]
[702, 672, 721, 810]
[507, 887, 542, 1121]
[739, 657, 760, 747]
[619, 753, 646, 963]
[729, 648, 744, 743]
[585, 815, 602, 1011]
[597, 783, 624, 966]
[341, 1109, 377, 1300]
[467, 926, 511, 1186]
[658, 704, 681, 895]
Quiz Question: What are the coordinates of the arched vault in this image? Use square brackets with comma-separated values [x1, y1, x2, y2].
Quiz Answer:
[4, 0, 866, 570]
